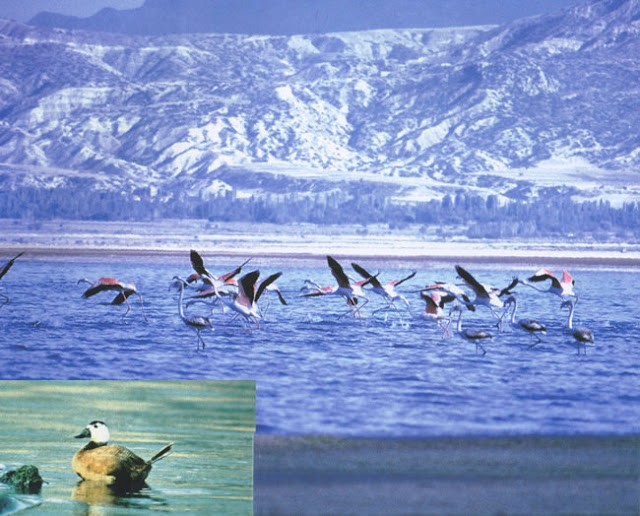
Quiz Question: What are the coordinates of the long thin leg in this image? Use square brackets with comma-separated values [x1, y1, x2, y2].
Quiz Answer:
[120, 289, 132, 319]
[527, 333, 543, 349]
[372, 297, 396, 315]
[337, 301, 357, 320]
[196, 329, 206, 350]
[353, 297, 369, 318]
[439, 317, 452, 338]
[494, 306, 509, 332]
[137, 293, 148, 322]
[261, 294, 272, 318]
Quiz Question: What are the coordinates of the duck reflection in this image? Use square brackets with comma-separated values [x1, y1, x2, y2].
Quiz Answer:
[72, 480, 166, 510]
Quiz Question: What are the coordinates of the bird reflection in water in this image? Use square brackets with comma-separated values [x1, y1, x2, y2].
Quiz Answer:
[72, 480, 167, 510]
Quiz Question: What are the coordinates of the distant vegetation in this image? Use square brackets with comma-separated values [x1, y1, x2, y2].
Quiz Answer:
[1, 186, 638, 241]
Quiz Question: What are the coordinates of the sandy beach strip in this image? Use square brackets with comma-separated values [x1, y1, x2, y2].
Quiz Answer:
[254, 434, 640, 515]
[8, 245, 640, 268]
[1, 218, 638, 266]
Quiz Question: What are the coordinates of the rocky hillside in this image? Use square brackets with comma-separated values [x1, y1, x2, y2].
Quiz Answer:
[0, 0, 638, 208]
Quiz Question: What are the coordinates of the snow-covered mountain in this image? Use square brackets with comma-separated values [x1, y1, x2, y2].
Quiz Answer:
[0, 0, 639, 207]
[27, 0, 574, 36]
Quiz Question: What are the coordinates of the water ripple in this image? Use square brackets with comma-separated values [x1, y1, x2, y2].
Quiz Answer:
[1, 258, 640, 436]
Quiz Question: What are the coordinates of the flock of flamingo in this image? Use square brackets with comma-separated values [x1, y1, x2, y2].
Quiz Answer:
[0, 250, 594, 353]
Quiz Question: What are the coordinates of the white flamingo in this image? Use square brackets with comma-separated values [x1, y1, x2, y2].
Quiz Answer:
[78, 277, 147, 321]
[562, 298, 594, 353]
[300, 256, 372, 318]
[421, 281, 476, 313]
[420, 289, 456, 336]
[520, 269, 576, 299]
[171, 276, 213, 350]
[455, 265, 518, 326]
[189, 249, 250, 295]
[452, 305, 493, 356]
[216, 270, 283, 327]
[503, 296, 547, 347]
[351, 262, 416, 312]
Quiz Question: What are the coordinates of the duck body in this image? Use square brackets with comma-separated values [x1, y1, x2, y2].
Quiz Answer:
[72, 442, 151, 486]
[72, 421, 172, 489]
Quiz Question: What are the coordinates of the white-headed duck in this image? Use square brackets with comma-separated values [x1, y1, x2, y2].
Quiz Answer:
[72, 421, 172, 488]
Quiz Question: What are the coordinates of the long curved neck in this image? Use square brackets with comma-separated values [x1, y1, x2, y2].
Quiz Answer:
[177, 282, 186, 320]
[523, 282, 547, 293]
[566, 300, 575, 329]
[509, 297, 518, 324]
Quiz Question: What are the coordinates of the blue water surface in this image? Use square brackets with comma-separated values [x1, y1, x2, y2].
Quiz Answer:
[1, 252, 639, 437]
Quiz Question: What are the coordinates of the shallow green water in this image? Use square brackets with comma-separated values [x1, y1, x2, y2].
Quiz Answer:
[0, 381, 255, 514]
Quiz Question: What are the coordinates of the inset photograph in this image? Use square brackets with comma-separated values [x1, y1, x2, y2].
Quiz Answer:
[0, 380, 255, 514]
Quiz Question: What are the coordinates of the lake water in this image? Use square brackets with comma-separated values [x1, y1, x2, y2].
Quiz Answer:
[1, 253, 639, 438]
[0, 380, 255, 514]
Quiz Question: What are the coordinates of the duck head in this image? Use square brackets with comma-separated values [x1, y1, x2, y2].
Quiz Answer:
[75, 421, 110, 444]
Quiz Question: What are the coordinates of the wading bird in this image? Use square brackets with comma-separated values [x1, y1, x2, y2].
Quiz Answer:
[452, 305, 492, 356]
[73, 420, 173, 489]
[455, 265, 518, 326]
[78, 277, 147, 321]
[0, 251, 24, 308]
[259, 278, 287, 314]
[171, 276, 213, 350]
[351, 262, 416, 312]
[503, 296, 547, 347]
[562, 298, 594, 353]
[185, 251, 254, 314]
[521, 269, 576, 299]
[188, 263, 286, 318]
[421, 281, 476, 313]
[300, 256, 372, 318]
[420, 289, 456, 336]
[215, 270, 283, 327]
[189, 249, 250, 292]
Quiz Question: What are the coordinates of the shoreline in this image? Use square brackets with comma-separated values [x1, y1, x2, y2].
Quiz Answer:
[254, 434, 640, 515]
[1, 218, 639, 266]
[2, 243, 639, 268]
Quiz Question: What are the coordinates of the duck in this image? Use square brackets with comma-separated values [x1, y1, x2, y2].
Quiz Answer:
[72, 421, 173, 488]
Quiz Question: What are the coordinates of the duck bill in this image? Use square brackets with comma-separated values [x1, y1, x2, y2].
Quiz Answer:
[74, 427, 91, 439]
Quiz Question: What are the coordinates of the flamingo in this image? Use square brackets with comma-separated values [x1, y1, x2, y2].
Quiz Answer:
[78, 277, 147, 321]
[184, 251, 253, 313]
[455, 265, 518, 325]
[171, 276, 213, 350]
[351, 262, 416, 312]
[259, 279, 288, 315]
[452, 305, 492, 356]
[189, 267, 286, 315]
[301, 256, 372, 318]
[0, 251, 24, 307]
[520, 269, 576, 299]
[421, 281, 476, 312]
[216, 270, 282, 326]
[562, 298, 594, 353]
[189, 249, 250, 294]
[419, 289, 456, 336]
[503, 296, 547, 347]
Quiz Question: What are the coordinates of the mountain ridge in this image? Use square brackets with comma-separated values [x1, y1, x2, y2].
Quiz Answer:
[0, 0, 638, 211]
[27, 0, 578, 36]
